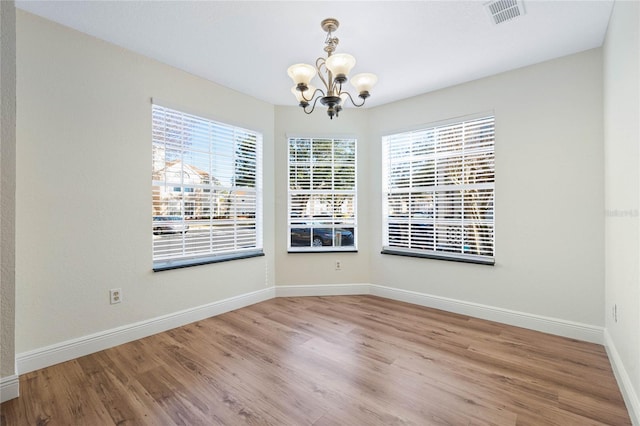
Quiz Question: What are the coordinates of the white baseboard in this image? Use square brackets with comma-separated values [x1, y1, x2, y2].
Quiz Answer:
[16, 287, 275, 375]
[0, 374, 19, 403]
[275, 283, 371, 297]
[370, 284, 604, 344]
[14, 283, 604, 378]
[275, 283, 604, 344]
[604, 330, 640, 426]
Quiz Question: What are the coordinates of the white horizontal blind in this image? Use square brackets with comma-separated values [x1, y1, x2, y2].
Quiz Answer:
[288, 137, 357, 251]
[152, 104, 262, 269]
[382, 116, 495, 263]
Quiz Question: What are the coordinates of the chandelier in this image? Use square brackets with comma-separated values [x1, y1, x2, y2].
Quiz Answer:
[287, 18, 378, 119]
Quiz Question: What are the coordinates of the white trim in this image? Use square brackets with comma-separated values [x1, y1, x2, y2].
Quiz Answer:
[14, 284, 605, 379]
[0, 374, 19, 403]
[370, 284, 603, 344]
[287, 136, 358, 252]
[604, 330, 640, 425]
[16, 287, 275, 375]
[275, 283, 370, 297]
[286, 132, 358, 140]
[275, 283, 604, 344]
[380, 110, 495, 140]
[150, 97, 259, 133]
[381, 115, 495, 262]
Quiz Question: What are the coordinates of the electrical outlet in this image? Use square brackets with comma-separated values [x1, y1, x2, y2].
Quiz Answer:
[335, 260, 342, 270]
[110, 288, 122, 305]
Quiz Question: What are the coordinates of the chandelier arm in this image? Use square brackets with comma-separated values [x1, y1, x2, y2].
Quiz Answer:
[302, 95, 323, 115]
[342, 90, 367, 108]
[315, 57, 331, 92]
[300, 87, 325, 103]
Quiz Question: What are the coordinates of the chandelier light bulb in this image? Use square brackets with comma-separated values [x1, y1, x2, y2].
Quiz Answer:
[287, 64, 317, 88]
[350, 73, 378, 98]
[291, 85, 316, 104]
[325, 53, 356, 83]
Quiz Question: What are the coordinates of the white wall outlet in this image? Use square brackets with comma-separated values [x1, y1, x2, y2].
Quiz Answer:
[335, 260, 342, 270]
[110, 288, 122, 304]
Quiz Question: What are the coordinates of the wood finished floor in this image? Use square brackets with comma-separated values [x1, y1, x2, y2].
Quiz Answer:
[1, 295, 631, 425]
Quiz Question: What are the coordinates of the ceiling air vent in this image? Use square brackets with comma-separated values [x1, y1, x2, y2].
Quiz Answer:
[484, 0, 525, 25]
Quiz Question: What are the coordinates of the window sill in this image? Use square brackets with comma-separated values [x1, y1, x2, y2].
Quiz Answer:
[153, 250, 264, 272]
[288, 249, 358, 254]
[381, 248, 494, 266]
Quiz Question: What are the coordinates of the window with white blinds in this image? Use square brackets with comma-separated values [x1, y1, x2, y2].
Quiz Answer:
[288, 137, 357, 251]
[152, 104, 263, 270]
[382, 115, 495, 264]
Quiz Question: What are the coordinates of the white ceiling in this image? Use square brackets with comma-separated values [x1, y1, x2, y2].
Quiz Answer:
[16, 0, 614, 108]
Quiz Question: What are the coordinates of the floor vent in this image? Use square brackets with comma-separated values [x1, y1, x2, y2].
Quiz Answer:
[484, 0, 525, 25]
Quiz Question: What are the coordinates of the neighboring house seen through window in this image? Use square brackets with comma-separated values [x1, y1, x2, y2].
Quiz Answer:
[152, 103, 263, 270]
[288, 137, 357, 252]
[382, 115, 495, 265]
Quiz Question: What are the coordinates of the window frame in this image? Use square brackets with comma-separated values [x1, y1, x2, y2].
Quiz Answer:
[151, 102, 263, 271]
[381, 113, 495, 265]
[287, 136, 358, 253]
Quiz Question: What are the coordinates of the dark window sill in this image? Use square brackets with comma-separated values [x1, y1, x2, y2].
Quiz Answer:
[288, 249, 358, 254]
[381, 248, 494, 266]
[153, 250, 264, 272]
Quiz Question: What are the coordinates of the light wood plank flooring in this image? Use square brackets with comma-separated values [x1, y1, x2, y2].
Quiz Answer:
[1, 295, 631, 425]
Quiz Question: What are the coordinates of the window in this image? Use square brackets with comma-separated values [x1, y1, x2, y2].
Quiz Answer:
[288, 137, 357, 251]
[382, 115, 495, 264]
[152, 104, 262, 270]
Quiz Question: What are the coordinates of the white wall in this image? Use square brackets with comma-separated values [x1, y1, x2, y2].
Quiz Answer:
[15, 11, 275, 354]
[366, 49, 604, 326]
[1, 0, 17, 382]
[604, 0, 640, 421]
[274, 50, 605, 335]
[274, 107, 371, 286]
[11, 7, 639, 421]
[12, 6, 622, 410]
[15, 8, 606, 350]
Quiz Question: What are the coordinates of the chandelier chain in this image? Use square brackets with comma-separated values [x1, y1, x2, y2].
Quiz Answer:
[324, 31, 339, 55]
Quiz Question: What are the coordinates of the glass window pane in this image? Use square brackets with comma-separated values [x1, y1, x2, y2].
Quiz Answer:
[382, 116, 494, 262]
[152, 104, 262, 267]
[288, 137, 357, 251]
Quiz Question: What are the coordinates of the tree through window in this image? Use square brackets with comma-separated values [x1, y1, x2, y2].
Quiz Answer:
[152, 104, 263, 270]
[382, 115, 495, 264]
